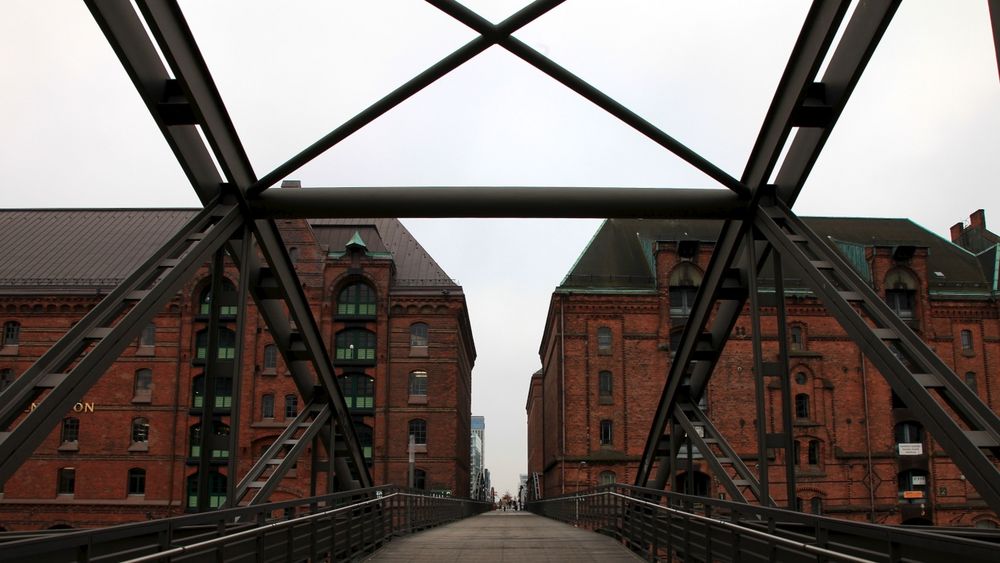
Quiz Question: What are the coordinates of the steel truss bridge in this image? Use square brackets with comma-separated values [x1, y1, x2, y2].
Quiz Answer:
[2, 0, 1000, 561]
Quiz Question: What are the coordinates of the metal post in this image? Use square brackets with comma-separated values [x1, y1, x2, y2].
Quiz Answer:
[746, 232, 771, 506]
[197, 248, 226, 512]
[226, 225, 253, 506]
[772, 249, 797, 508]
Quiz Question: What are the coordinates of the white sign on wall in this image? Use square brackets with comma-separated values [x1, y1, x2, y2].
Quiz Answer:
[911, 475, 927, 486]
[898, 443, 923, 456]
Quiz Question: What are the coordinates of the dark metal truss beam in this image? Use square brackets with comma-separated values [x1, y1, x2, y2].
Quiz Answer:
[250, 186, 746, 219]
[635, 0, 902, 497]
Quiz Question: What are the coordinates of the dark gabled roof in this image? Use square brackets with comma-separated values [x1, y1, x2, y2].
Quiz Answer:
[0, 210, 456, 290]
[309, 218, 456, 287]
[0, 209, 194, 289]
[560, 217, 992, 293]
[976, 244, 999, 292]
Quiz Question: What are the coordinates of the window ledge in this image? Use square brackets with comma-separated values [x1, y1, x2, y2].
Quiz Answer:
[408, 395, 428, 405]
[261, 368, 277, 376]
[411, 444, 427, 453]
[961, 350, 976, 358]
[58, 441, 79, 452]
[409, 346, 429, 358]
[0, 345, 18, 356]
[136, 346, 155, 357]
[128, 442, 149, 452]
[598, 396, 613, 405]
[132, 394, 152, 404]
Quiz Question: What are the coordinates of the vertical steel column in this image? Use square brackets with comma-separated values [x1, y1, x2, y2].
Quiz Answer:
[771, 249, 797, 508]
[196, 248, 226, 511]
[745, 233, 770, 506]
[226, 226, 252, 505]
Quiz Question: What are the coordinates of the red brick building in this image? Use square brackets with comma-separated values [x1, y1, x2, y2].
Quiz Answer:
[528, 210, 999, 527]
[0, 202, 475, 530]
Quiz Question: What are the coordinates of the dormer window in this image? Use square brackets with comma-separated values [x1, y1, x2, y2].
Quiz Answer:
[885, 269, 917, 320]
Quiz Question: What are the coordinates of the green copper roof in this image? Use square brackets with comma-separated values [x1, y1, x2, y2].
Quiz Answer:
[345, 230, 367, 250]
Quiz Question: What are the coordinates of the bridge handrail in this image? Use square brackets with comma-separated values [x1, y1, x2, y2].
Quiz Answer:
[0, 485, 491, 562]
[527, 484, 1000, 563]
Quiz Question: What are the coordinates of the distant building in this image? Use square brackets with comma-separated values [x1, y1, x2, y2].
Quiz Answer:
[528, 210, 999, 527]
[470, 415, 486, 500]
[0, 189, 476, 529]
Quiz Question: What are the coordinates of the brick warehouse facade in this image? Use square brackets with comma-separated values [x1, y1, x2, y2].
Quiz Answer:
[528, 210, 999, 527]
[0, 200, 475, 529]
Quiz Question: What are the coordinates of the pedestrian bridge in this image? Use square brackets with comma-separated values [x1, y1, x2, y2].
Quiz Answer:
[3, 484, 998, 562]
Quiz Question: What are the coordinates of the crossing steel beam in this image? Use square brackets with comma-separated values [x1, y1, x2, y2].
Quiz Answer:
[635, 0, 901, 494]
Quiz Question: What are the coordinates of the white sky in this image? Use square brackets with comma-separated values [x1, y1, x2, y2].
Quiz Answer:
[2, 1, 999, 498]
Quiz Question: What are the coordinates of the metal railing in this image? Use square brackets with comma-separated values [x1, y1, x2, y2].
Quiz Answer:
[0, 486, 490, 563]
[528, 484, 999, 563]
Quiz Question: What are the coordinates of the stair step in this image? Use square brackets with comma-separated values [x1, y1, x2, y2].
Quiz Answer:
[87, 327, 113, 339]
[912, 373, 942, 388]
[966, 431, 1000, 448]
[838, 291, 863, 301]
[873, 328, 898, 340]
[37, 373, 68, 388]
[125, 290, 150, 301]
[810, 260, 833, 270]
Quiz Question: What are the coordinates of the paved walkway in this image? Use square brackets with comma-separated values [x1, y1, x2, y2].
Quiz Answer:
[365, 511, 642, 562]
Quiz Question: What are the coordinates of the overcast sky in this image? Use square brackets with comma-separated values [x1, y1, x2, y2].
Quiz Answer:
[2, 1, 998, 497]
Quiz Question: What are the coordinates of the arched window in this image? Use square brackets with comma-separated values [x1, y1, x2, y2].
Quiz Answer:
[885, 269, 917, 320]
[186, 471, 227, 509]
[191, 374, 233, 409]
[189, 422, 230, 459]
[794, 393, 810, 419]
[0, 368, 12, 391]
[57, 468, 75, 495]
[195, 328, 236, 361]
[793, 440, 801, 466]
[598, 371, 612, 399]
[811, 496, 823, 515]
[261, 394, 274, 418]
[127, 468, 146, 495]
[669, 263, 703, 318]
[960, 329, 973, 352]
[337, 282, 376, 317]
[198, 280, 238, 316]
[340, 373, 374, 409]
[409, 419, 427, 445]
[61, 417, 79, 443]
[597, 327, 612, 354]
[134, 368, 153, 402]
[807, 440, 820, 465]
[413, 468, 427, 490]
[898, 469, 929, 503]
[598, 471, 616, 486]
[408, 370, 428, 398]
[284, 394, 298, 418]
[263, 344, 278, 371]
[410, 322, 429, 348]
[965, 372, 978, 395]
[335, 329, 376, 361]
[2, 321, 20, 346]
[600, 420, 613, 446]
[131, 417, 149, 444]
[288, 247, 299, 263]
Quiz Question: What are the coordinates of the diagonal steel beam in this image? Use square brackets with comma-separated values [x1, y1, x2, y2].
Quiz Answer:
[86, 0, 372, 488]
[0, 202, 243, 486]
[85, 0, 222, 202]
[247, 0, 567, 195]
[636, 0, 900, 487]
[429, 0, 749, 197]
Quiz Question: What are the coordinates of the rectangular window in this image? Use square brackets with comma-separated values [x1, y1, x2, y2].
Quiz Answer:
[961, 330, 973, 352]
[57, 468, 75, 495]
[598, 371, 612, 398]
[140, 323, 156, 347]
[597, 327, 612, 354]
[600, 420, 613, 446]
[285, 395, 298, 418]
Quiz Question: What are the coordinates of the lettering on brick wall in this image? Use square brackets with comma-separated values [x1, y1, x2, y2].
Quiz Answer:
[25, 402, 96, 413]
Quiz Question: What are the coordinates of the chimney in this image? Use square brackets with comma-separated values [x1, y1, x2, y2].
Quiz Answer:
[281, 180, 301, 189]
[950, 222, 964, 242]
[970, 209, 986, 230]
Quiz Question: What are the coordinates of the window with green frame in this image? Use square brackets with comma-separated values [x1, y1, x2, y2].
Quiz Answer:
[186, 471, 227, 509]
[337, 283, 376, 316]
[195, 328, 236, 361]
[340, 373, 374, 409]
[198, 280, 238, 316]
[191, 374, 233, 409]
[335, 329, 376, 361]
[189, 422, 230, 459]
[356, 423, 373, 462]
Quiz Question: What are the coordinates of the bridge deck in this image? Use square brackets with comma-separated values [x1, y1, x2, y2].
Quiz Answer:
[366, 511, 642, 562]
